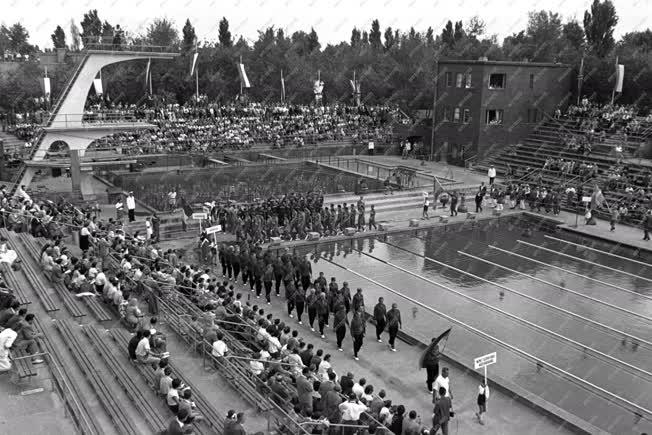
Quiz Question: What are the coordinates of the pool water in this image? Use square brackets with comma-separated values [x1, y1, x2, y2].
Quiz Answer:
[293, 214, 652, 435]
[108, 162, 384, 210]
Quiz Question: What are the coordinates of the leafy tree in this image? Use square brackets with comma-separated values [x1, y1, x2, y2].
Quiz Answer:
[441, 21, 455, 48]
[51, 25, 66, 49]
[146, 18, 179, 47]
[361, 31, 369, 45]
[583, 0, 618, 57]
[526, 11, 563, 62]
[467, 16, 485, 39]
[369, 19, 382, 50]
[0, 25, 10, 54]
[453, 21, 465, 42]
[383, 27, 395, 51]
[69, 20, 81, 51]
[218, 17, 232, 47]
[425, 27, 434, 46]
[307, 28, 320, 53]
[563, 20, 585, 50]
[350, 27, 361, 47]
[101, 21, 114, 44]
[80, 9, 102, 44]
[181, 19, 196, 53]
[7, 23, 34, 54]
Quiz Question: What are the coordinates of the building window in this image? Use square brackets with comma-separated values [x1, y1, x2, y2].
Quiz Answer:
[455, 73, 463, 88]
[454, 107, 461, 122]
[445, 72, 453, 87]
[443, 106, 451, 121]
[529, 74, 534, 89]
[488, 73, 506, 89]
[463, 109, 471, 123]
[486, 109, 504, 125]
[465, 72, 472, 88]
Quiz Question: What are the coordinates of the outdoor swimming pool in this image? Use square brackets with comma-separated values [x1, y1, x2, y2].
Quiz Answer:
[293, 214, 652, 435]
[107, 162, 385, 210]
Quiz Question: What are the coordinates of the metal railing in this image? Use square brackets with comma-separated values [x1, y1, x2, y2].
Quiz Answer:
[83, 41, 179, 54]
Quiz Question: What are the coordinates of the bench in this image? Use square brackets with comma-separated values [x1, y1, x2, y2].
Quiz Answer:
[11, 348, 37, 379]
[33, 317, 103, 435]
[258, 153, 287, 161]
[0, 230, 58, 312]
[1, 264, 31, 306]
[109, 328, 225, 435]
[55, 319, 139, 435]
[27, 235, 112, 321]
[82, 326, 168, 434]
[15, 234, 84, 318]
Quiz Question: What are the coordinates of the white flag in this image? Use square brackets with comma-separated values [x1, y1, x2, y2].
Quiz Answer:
[41, 77, 51, 97]
[93, 78, 103, 95]
[615, 64, 624, 93]
[238, 63, 251, 88]
[145, 58, 151, 89]
[190, 52, 198, 76]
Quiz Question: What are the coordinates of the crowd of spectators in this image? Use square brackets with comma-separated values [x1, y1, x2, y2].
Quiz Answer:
[6, 196, 442, 434]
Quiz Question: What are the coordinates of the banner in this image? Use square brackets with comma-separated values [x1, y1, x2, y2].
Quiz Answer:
[281, 71, 286, 102]
[41, 77, 51, 98]
[238, 63, 251, 88]
[190, 52, 198, 76]
[93, 78, 103, 95]
[145, 58, 151, 89]
[615, 64, 624, 93]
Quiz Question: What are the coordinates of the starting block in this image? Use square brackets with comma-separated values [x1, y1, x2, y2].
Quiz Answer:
[307, 232, 320, 241]
[492, 210, 502, 216]
[466, 212, 476, 220]
[409, 219, 420, 227]
[343, 227, 356, 236]
[378, 222, 391, 231]
[438, 215, 449, 223]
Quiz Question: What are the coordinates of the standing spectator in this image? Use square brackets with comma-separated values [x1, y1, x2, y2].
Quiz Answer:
[126, 191, 136, 222]
[643, 209, 651, 241]
[145, 217, 153, 240]
[167, 190, 177, 210]
[487, 165, 496, 185]
[373, 297, 387, 343]
[15, 313, 44, 364]
[386, 303, 402, 351]
[421, 339, 440, 393]
[402, 410, 423, 435]
[368, 204, 377, 230]
[609, 206, 619, 232]
[449, 191, 458, 217]
[368, 140, 375, 156]
[432, 367, 452, 403]
[422, 193, 430, 220]
[476, 380, 490, 425]
[432, 387, 453, 435]
[350, 307, 366, 361]
[338, 393, 368, 435]
[297, 367, 314, 415]
[152, 213, 161, 242]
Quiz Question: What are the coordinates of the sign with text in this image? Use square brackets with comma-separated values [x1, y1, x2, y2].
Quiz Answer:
[581, 196, 592, 203]
[206, 225, 222, 234]
[192, 212, 208, 220]
[474, 352, 497, 370]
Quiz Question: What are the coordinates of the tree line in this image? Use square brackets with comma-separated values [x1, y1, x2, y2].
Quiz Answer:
[1, 0, 651, 115]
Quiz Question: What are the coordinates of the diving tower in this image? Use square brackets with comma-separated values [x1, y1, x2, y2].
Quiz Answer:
[17, 44, 179, 194]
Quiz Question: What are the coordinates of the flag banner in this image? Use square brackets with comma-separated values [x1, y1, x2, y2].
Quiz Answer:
[615, 64, 624, 93]
[349, 79, 356, 92]
[238, 63, 251, 88]
[281, 74, 286, 102]
[149, 70, 153, 95]
[93, 78, 103, 95]
[41, 77, 51, 97]
[190, 52, 198, 76]
[145, 58, 151, 89]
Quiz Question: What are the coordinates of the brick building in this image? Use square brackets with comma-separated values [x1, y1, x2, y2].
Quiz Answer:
[428, 59, 573, 166]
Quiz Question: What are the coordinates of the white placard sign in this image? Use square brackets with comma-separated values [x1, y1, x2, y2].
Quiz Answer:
[192, 212, 208, 220]
[206, 225, 222, 234]
[474, 352, 497, 370]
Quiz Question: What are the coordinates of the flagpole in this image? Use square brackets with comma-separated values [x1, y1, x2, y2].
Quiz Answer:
[280, 69, 284, 103]
[611, 56, 618, 106]
[576, 50, 584, 106]
[149, 70, 152, 95]
[195, 67, 199, 102]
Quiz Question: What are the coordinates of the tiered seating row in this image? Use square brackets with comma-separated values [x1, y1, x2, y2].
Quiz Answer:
[24, 235, 113, 322]
[0, 229, 59, 312]
[82, 325, 169, 434]
[1, 263, 31, 306]
[33, 317, 104, 435]
[109, 328, 224, 435]
[55, 319, 140, 435]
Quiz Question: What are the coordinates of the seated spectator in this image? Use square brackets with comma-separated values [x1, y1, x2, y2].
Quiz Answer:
[14, 313, 44, 364]
[135, 330, 162, 368]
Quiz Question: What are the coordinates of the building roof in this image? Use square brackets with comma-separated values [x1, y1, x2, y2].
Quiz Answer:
[438, 59, 570, 68]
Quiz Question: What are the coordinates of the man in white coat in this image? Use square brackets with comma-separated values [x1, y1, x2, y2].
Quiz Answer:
[487, 165, 496, 185]
[126, 192, 136, 222]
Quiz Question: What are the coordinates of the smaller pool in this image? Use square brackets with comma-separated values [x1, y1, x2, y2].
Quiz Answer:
[107, 162, 385, 210]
